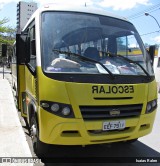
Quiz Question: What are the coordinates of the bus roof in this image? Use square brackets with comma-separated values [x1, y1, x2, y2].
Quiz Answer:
[23, 4, 129, 31]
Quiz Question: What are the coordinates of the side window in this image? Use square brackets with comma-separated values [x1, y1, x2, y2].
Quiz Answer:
[28, 25, 36, 72]
[116, 35, 143, 56]
[117, 36, 128, 55]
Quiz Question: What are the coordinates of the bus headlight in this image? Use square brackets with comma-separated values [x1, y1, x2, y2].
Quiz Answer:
[146, 103, 152, 112]
[51, 103, 60, 112]
[146, 99, 157, 114]
[40, 101, 74, 118]
[152, 100, 157, 108]
[62, 107, 71, 116]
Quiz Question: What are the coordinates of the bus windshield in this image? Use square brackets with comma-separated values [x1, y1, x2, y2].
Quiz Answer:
[41, 12, 154, 76]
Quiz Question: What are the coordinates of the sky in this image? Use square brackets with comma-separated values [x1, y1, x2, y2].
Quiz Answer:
[0, 0, 160, 45]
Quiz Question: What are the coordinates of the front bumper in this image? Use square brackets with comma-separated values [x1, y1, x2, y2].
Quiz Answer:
[38, 108, 156, 145]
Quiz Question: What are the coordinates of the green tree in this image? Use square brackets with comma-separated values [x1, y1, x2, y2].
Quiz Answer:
[0, 18, 16, 45]
[0, 18, 16, 63]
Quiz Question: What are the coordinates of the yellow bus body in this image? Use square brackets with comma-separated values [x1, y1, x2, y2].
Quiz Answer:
[30, 67, 157, 145]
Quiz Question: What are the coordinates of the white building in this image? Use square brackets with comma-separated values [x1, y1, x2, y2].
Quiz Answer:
[17, 1, 37, 33]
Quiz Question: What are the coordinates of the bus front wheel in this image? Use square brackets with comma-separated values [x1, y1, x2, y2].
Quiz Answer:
[30, 115, 48, 157]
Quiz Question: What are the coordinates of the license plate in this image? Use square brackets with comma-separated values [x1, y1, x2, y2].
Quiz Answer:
[103, 120, 125, 131]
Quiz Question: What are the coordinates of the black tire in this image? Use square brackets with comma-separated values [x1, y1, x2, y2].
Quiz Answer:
[30, 115, 49, 157]
[23, 117, 30, 134]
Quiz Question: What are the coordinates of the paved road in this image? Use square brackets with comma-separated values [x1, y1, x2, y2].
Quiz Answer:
[2, 67, 160, 166]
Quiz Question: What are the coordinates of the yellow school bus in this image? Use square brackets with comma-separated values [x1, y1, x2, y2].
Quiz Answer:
[14, 4, 157, 156]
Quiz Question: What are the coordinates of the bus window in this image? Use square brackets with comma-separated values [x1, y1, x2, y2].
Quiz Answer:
[28, 25, 36, 72]
[116, 34, 145, 68]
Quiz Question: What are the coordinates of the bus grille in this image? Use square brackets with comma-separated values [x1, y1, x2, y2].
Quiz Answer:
[79, 104, 143, 120]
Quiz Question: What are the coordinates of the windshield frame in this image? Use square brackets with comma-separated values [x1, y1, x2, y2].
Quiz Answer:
[40, 11, 155, 83]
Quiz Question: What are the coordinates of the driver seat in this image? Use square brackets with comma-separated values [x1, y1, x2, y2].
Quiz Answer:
[84, 47, 99, 61]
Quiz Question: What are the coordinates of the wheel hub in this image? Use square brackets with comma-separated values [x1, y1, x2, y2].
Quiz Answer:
[31, 124, 37, 143]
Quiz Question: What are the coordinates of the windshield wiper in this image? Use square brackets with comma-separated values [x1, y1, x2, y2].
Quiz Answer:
[52, 49, 115, 79]
[102, 51, 151, 79]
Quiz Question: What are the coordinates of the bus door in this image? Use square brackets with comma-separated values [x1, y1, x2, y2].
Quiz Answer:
[24, 24, 37, 113]
[16, 34, 27, 117]
[16, 22, 37, 117]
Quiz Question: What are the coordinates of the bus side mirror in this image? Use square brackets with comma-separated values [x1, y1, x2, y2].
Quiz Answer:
[16, 34, 29, 64]
[2, 44, 7, 57]
[148, 45, 155, 66]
